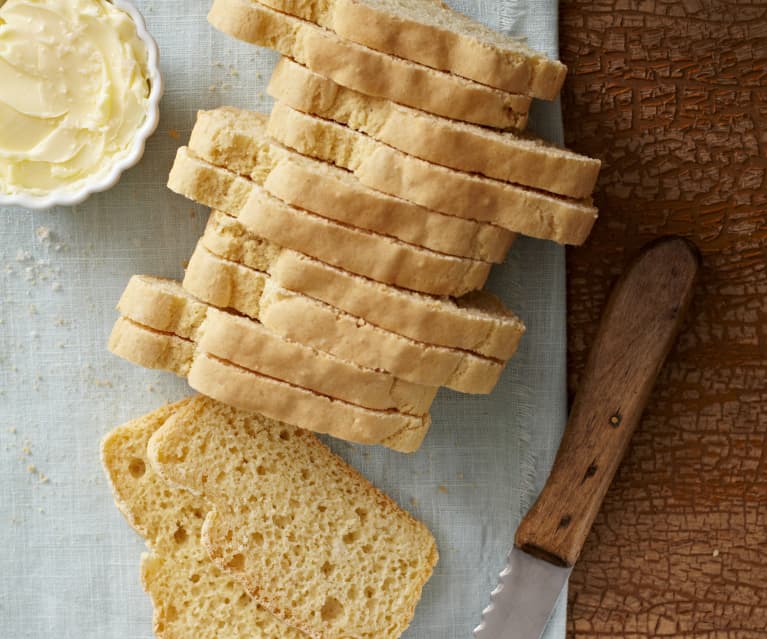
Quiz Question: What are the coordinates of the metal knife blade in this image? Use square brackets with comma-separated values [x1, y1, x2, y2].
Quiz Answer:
[474, 548, 571, 639]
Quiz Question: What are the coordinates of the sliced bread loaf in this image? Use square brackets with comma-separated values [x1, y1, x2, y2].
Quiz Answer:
[147, 397, 439, 639]
[170, 141, 514, 262]
[269, 58, 599, 198]
[203, 211, 524, 360]
[115, 275, 437, 415]
[183, 244, 506, 393]
[180, 107, 516, 260]
[237, 189, 493, 294]
[101, 399, 304, 639]
[268, 102, 599, 244]
[207, 0, 529, 129]
[253, 0, 565, 97]
[109, 320, 429, 452]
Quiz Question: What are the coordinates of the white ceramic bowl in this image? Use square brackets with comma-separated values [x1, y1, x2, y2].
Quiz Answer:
[0, 0, 163, 210]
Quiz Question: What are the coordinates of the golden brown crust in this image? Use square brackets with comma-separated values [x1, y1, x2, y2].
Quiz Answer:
[114, 275, 437, 415]
[269, 58, 597, 197]
[207, 0, 529, 129]
[187, 352, 429, 451]
[268, 102, 598, 244]
[108, 317, 195, 377]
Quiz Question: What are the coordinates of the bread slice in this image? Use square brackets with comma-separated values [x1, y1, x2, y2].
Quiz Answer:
[268, 102, 599, 244]
[207, 0, 529, 129]
[254, 0, 565, 97]
[147, 397, 439, 639]
[109, 316, 195, 376]
[115, 275, 437, 415]
[170, 137, 514, 263]
[189, 352, 430, 452]
[173, 109, 517, 262]
[101, 398, 305, 639]
[108, 320, 429, 452]
[203, 211, 524, 360]
[184, 244, 506, 393]
[269, 58, 599, 198]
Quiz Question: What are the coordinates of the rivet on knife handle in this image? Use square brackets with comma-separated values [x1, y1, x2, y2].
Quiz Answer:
[475, 236, 700, 639]
[515, 237, 700, 566]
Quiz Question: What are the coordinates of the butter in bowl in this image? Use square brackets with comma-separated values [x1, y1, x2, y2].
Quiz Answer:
[0, 0, 163, 209]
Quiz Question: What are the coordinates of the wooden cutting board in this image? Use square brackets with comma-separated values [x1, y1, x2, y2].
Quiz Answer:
[559, 1, 767, 636]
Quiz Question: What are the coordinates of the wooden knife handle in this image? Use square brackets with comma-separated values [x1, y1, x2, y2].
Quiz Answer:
[515, 237, 700, 567]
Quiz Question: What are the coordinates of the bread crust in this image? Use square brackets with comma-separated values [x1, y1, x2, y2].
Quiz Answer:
[329, 0, 566, 98]
[203, 212, 523, 359]
[183, 245, 504, 392]
[170, 141, 525, 359]
[207, 0, 529, 129]
[188, 352, 430, 451]
[170, 141, 515, 262]
[108, 318, 429, 450]
[268, 58, 599, 198]
[258, 281, 505, 393]
[114, 275, 437, 415]
[108, 317, 195, 376]
[268, 102, 599, 244]
[252, 0, 564, 97]
[239, 189, 492, 295]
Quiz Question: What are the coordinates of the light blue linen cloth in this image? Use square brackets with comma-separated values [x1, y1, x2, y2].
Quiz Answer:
[0, 1, 567, 636]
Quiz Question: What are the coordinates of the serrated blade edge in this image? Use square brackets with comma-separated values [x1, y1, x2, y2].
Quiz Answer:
[474, 547, 571, 639]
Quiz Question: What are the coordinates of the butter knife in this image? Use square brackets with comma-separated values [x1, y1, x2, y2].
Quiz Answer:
[475, 236, 700, 639]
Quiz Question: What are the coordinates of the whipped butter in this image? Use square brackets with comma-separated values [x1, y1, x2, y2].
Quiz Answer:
[0, 0, 151, 196]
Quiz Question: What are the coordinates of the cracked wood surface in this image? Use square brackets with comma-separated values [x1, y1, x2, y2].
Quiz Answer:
[560, 1, 767, 637]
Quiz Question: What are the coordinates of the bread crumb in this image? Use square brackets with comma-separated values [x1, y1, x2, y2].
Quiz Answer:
[35, 226, 50, 241]
[438, 485, 448, 494]
[712, 549, 720, 558]
[209, 85, 216, 92]
[22, 446, 31, 456]
[168, 129, 180, 140]
[27, 464, 37, 474]
[39, 473, 49, 484]
[52, 282, 61, 291]
[8, 427, 16, 434]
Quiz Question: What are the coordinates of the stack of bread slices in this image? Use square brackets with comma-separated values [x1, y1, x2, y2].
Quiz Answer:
[109, 0, 601, 454]
[104, 1, 602, 637]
